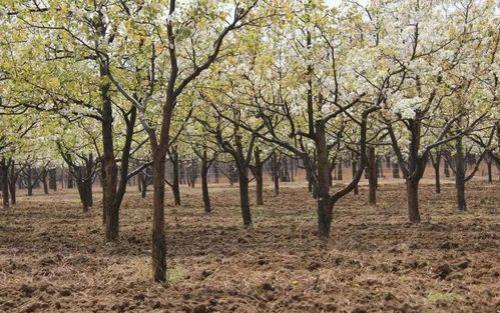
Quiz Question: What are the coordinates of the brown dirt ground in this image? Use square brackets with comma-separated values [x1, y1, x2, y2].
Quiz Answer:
[0, 180, 499, 313]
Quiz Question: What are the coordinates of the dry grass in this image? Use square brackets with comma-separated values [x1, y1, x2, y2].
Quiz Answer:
[0, 181, 498, 312]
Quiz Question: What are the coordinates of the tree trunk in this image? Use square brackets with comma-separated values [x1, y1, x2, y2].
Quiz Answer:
[367, 147, 377, 206]
[49, 169, 57, 191]
[254, 149, 264, 206]
[201, 150, 211, 213]
[271, 152, 280, 196]
[315, 121, 333, 238]
[433, 155, 441, 194]
[238, 168, 252, 226]
[8, 163, 17, 205]
[337, 160, 343, 180]
[352, 158, 359, 195]
[455, 138, 467, 211]
[152, 152, 167, 282]
[406, 179, 421, 223]
[213, 162, 220, 184]
[171, 148, 181, 206]
[141, 173, 148, 198]
[67, 174, 74, 189]
[41, 168, 49, 195]
[1, 159, 9, 209]
[392, 161, 400, 178]
[26, 166, 33, 196]
[444, 160, 451, 178]
[486, 158, 492, 183]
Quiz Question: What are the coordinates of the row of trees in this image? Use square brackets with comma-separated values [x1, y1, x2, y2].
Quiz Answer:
[1, 0, 498, 281]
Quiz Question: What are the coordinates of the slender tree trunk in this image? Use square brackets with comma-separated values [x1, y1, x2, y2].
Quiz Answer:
[486, 158, 492, 183]
[352, 158, 359, 195]
[100, 64, 119, 241]
[254, 149, 264, 206]
[8, 164, 17, 205]
[444, 159, 451, 178]
[238, 167, 252, 226]
[315, 122, 333, 238]
[455, 138, 467, 211]
[281, 157, 290, 182]
[271, 152, 280, 196]
[67, 174, 74, 189]
[201, 150, 211, 213]
[432, 155, 441, 194]
[367, 147, 377, 206]
[141, 173, 148, 198]
[1, 158, 9, 209]
[392, 161, 400, 178]
[49, 169, 57, 191]
[152, 151, 166, 282]
[337, 159, 343, 180]
[213, 162, 220, 184]
[171, 148, 181, 206]
[41, 169, 49, 195]
[26, 166, 33, 196]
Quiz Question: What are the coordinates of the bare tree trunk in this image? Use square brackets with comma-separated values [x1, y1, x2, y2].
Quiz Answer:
[26, 166, 33, 196]
[171, 148, 181, 206]
[41, 168, 49, 195]
[238, 168, 252, 226]
[392, 161, 400, 178]
[352, 157, 359, 195]
[444, 159, 451, 178]
[8, 162, 17, 205]
[0, 158, 9, 209]
[315, 122, 333, 239]
[152, 151, 166, 282]
[455, 138, 467, 211]
[486, 157, 492, 183]
[337, 159, 343, 180]
[201, 150, 211, 213]
[49, 169, 57, 191]
[406, 179, 421, 223]
[432, 153, 441, 194]
[213, 162, 220, 184]
[271, 151, 280, 196]
[367, 147, 377, 205]
[253, 149, 264, 206]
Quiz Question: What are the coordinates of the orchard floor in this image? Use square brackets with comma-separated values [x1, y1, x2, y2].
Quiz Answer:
[0, 180, 499, 313]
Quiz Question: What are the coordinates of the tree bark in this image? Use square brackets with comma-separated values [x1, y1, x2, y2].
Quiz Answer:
[170, 148, 181, 206]
[201, 150, 211, 213]
[253, 148, 264, 206]
[271, 151, 280, 196]
[1, 158, 9, 209]
[49, 169, 57, 191]
[455, 138, 467, 211]
[367, 147, 377, 206]
[238, 168, 252, 226]
[8, 162, 17, 205]
[352, 158, 359, 195]
[432, 153, 441, 194]
[406, 179, 421, 223]
[152, 151, 166, 282]
[26, 166, 33, 196]
[315, 121, 333, 238]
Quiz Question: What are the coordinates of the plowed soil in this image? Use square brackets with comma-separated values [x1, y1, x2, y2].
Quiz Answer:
[0, 181, 499, 312]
